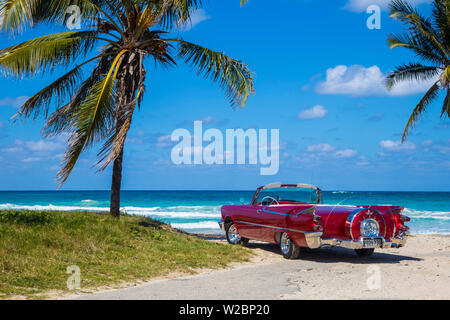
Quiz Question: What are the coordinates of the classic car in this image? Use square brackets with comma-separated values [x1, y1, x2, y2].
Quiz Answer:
[219, 183, 410, 259]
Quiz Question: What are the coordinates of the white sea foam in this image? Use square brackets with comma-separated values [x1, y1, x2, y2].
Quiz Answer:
[332, 191, 355, 194]
[403, 208, 450, 220]
[0, 203, 109, 212]
[171, 221, 221, 230]
[0, 203, 220, 219]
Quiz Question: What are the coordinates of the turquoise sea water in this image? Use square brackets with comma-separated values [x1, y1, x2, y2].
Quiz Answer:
[0, 191, 449, 234]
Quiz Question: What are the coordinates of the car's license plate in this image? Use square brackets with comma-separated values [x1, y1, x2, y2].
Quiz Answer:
[363, 238, 382, 248]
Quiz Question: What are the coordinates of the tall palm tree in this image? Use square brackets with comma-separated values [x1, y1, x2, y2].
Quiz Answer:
[386, 0, 449, 141]
[0, 0, 254, 218]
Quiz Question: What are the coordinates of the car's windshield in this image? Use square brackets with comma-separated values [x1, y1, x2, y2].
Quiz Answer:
[254, 187, 319, 205]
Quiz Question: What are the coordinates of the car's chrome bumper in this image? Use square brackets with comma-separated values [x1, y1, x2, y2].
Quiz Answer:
[218, 222, 226, 232]
[305, 232, 409, 249]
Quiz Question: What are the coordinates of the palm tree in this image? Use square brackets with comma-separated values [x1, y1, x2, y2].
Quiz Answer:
[386, 0, 449, 141]
[0, 0, 254, 218]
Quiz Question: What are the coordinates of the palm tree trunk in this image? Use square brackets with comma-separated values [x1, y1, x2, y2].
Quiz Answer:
[110, 147, 124, 218]
[109, 69, 128, 219]
[109, 52, 141, 218]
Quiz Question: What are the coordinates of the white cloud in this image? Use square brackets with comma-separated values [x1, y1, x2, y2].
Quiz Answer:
[307, 143, 335, 152]
[306, 143, 359, 160]
[24, 139, 62, 152]
[335, 149, 358, 158]
[380, 140, 416, 151]
[0, 146, 23, 153]
[8, 137, 65, 154]
[298, 105, 328, 120]
[316, 65, 437, 97]
[202, 116, 218, 124]
[179, 9, 211, 31]
[344, 0, 432, 12]
[23, 157, 41, 163]
[356, 156, 370, 166]
[433, 145, 450, 154]
[0, 96, 29, 108]
[156, 135, 174, 148]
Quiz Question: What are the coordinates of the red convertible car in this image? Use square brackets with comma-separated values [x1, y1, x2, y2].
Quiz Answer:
[219, 183, 410, 259]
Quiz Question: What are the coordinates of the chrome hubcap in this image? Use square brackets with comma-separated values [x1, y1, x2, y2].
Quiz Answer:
[228, 224, 241, 244]
[360, 218, 380, 237]
[280, 233, 291, 254]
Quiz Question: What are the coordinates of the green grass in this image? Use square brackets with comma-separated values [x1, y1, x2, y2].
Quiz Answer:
[0, 210, 251, 299]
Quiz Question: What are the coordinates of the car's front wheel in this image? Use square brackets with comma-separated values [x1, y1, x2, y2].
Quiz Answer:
[225, 222, 249, 246]
[280, 232, 300, 259]
[355, 248, 375, 257]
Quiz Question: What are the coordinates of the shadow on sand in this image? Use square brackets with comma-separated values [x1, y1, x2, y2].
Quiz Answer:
[248, 242, 422, 264]
[194, 234, 421, 265]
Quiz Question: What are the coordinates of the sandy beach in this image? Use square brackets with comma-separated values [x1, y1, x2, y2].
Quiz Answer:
[69, 234, 450, 300]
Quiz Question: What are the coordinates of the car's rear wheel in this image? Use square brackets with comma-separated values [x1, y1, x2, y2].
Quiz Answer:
[225, 222, 249, 246]
[355, 248, 375, 257]
[280, 232, 300, 259]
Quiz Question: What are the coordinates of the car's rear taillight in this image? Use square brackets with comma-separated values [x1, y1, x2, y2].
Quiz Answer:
[314, 224, 324, 232]
[400, 215, 410, 222]
[395, 215, 410, 237]
[313, 215, 323, 224]
[313, 215, 323, 232]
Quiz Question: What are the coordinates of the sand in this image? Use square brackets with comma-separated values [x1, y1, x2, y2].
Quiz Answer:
[63, 234, 450, 300]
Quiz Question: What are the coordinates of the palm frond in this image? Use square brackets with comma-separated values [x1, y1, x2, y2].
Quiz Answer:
[43, 48, 117, 137]
[442, 89, 450, 118]
[142, 0, 204, 29]
[387, 32, 446, 65]
[432, 0, 450, 48]
[386, 62, 441, 90]
[0, 0, 104, 33]
[14, 54, 106, 120]
[0, 0, 43, 33]
[143, 0, 249, 30]
[96, 90, 141, 171]
[402, 81, 441, 141]
[177, 40, 254, 107]
[57, 49, 127, 184]
[16, 65, 83, 120]
[140, 30, 176, 67]
[0, 31, 99, 78]
[389, 0, 449, 64]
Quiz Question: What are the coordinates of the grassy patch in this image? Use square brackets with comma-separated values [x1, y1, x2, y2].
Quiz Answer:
[0, 210, 251, 299]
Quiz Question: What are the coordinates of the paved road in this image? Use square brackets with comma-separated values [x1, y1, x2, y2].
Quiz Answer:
[74, 238, 450, 300]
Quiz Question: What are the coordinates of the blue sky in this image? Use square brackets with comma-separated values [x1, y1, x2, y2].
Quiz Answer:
[0, 0, 449, 191]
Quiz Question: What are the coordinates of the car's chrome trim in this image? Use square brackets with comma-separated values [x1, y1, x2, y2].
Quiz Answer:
[220, 220, 408, 250]
[262, 182, 282, 189]
[235, 220, 322, 236]
[261, 206, 316, 217]
[319, 234, 408, 250]
[346, 208, 387, 239]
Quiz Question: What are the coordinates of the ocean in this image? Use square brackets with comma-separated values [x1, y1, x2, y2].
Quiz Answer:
[0, 190, 449, 235]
